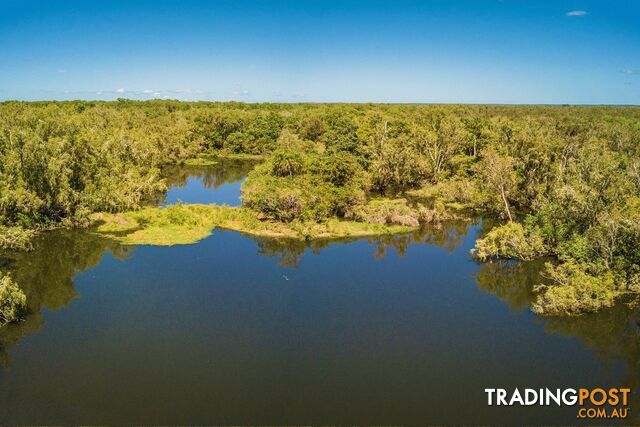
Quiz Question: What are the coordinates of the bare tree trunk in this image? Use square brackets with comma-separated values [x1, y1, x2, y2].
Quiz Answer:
[500, 185, 513, 222]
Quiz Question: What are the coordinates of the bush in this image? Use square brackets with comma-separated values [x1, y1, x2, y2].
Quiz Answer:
[244, 184, 306, 222]
[271, 151, 304, 177]
[243, 153, 367, 222]
[0, 273, 27, 326]
[472, 221, 547, 261]
[310, 152, 363, 187]
[349, 198, 420, 227]
[243, 174, 359, 222]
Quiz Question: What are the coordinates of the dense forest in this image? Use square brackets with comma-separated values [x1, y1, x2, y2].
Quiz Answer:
[1, 100, 639, 322]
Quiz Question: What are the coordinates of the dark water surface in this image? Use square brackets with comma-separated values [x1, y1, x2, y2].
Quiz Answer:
[0, 165, 638, 425]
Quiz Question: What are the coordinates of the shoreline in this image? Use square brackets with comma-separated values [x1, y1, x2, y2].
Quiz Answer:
[92, 204, 416, 246]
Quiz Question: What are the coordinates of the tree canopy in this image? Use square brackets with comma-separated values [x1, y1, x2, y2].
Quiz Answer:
[1, 100, 639, 316]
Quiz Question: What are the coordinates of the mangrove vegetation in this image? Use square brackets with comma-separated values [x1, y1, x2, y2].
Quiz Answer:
[1, 100, 639, 319]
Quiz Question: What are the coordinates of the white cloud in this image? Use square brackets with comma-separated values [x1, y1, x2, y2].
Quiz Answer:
[566, 10, 587, 17]
[74, 87, 212, 99]
[57, 69, 67, 74]
[621, 69, 638, 75]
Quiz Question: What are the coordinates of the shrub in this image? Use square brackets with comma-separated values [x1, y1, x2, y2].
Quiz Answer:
[224, 131, 249, 153]
[271, 151, 304, 177]
[472, 221, 547, 261]
[349, 198, 420, 227]
[247, 186, 306, 222]
[310, 152, 363, 187]
[0, 273, 27, 326]
[243, 154, 366, 222]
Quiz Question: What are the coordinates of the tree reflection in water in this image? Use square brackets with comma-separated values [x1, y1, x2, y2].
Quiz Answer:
[545, 304, 640, 421]
[256, 221, 640, 421]
[0, 230, 132, 366]
[0, 219, 638, 418]
[253, 220, 473, 267]
[476, 255, 640, 422]
[159, 159, 258, 195]
[1, 221, 473, 361]
[475, 258, 547, 312]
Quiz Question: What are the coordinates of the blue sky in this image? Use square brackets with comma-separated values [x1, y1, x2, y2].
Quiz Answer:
[0, 0, 638, 104]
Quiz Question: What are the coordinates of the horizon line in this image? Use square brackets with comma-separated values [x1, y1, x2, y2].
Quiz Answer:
[1, 99, 639, 107]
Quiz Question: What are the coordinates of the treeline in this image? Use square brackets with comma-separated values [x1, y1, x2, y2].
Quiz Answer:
[1, 100, 639, 316]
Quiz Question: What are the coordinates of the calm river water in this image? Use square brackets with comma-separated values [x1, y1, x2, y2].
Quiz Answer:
[0, 161, 637, 424]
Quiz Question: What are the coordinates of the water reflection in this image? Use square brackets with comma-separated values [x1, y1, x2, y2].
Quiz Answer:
[158, 159, 259, 206]
[0, 225, 463, 361]
[1, 180, 639, 422]
[373, 220, 471, 257]
[475, 258, 547, 312]
[0, 220, 476, 363]
[0, 231, 132, 365]
[545, 304, 640, 420]
[253, 220, 473, 267]
[475, 256, 640, 423]
[254, 227, 640, 421]
[1, 222, 639, 391]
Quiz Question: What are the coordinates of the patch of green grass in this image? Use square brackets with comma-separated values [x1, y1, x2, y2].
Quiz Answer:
[92, 204, 414, 246]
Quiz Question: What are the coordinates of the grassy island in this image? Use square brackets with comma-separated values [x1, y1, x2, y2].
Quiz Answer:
[93, 204, 413, 246]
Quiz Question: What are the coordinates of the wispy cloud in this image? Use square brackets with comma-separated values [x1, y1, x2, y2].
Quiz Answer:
[31, 88, 213, 100]
[566, 10, 587, 17]
[621, 69, 639, 75]
[57, 69, 67, 74]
